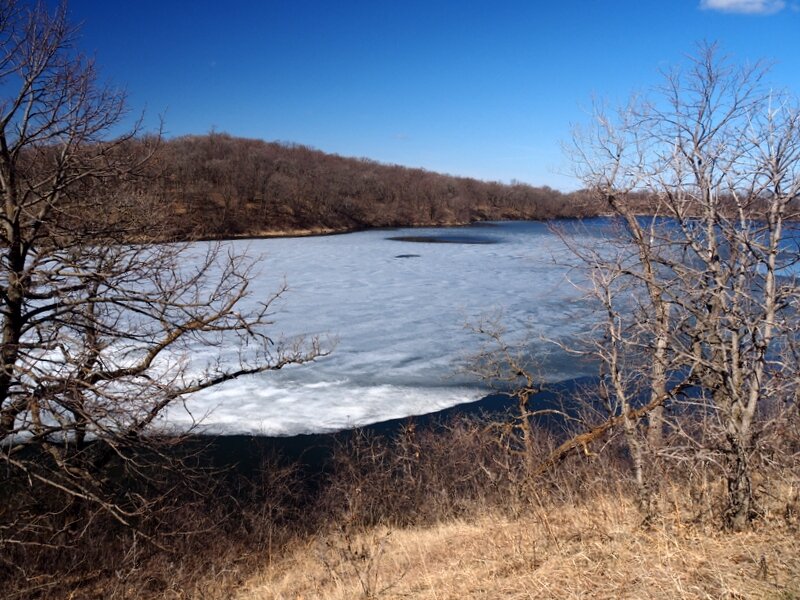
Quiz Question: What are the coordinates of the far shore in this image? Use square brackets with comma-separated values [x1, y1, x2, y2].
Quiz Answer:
[183, 214, 636, 244]
[189, 218, 521, 243]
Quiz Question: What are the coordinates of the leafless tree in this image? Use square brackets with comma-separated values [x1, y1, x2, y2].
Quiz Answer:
[0, 0, 323, 545]
[569, 43, 800, 530]
[469, 319, 545, 474]
[468, 317, 582, 478]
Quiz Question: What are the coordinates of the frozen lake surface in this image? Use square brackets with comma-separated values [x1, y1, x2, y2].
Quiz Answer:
[166, 220, 603, 435]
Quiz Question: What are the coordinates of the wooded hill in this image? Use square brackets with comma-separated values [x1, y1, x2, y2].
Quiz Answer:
[143, 133, 601, 239]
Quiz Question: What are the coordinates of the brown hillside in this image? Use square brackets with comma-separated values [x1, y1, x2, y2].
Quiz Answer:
[143, 133, 598, 239]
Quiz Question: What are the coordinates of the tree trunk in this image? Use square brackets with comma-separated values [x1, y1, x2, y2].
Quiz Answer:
[726, 442, 753, 531]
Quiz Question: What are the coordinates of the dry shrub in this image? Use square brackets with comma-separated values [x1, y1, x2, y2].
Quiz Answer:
[2, 400, 799, 599]
[239, 404, 800, 599]
[242, 499, 800, 600]
[0, 439, 310, 600]
[318, 415, 564, 529]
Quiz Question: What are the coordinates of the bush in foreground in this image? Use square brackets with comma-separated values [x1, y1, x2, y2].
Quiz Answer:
[1, 404, 798, 599]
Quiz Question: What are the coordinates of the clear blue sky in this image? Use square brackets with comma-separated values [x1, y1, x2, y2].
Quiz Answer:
[62, 0, 800, 190]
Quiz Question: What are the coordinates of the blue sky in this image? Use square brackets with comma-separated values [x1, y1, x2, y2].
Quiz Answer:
[63, 0, 800, 190]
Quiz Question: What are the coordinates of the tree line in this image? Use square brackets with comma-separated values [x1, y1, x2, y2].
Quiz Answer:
[80, 133, 796, 242]
[137, 133, 601, 239]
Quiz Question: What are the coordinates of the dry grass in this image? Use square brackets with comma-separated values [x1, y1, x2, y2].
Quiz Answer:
[4, 412, 798, 599]
[239, 495, 800, 600]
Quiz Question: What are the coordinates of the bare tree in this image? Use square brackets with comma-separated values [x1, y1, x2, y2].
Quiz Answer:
[0, 0, 323, 544]
[469, 318, 546, 474]
[569, 43, 800, 530]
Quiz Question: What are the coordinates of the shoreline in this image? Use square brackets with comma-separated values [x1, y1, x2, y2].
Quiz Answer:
[175, 377, 594, 477]
[188, 218, 533, 243]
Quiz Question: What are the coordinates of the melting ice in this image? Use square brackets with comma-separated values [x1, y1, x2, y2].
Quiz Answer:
[164, 220, 602, 435]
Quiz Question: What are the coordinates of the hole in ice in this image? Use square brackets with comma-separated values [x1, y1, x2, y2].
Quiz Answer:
[386, 235, 500, 244]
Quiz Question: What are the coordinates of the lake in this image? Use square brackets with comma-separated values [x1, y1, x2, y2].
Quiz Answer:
[164, 220, 605, 435]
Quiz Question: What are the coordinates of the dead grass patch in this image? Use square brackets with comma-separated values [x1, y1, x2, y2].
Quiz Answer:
[239, 496, 800, 600]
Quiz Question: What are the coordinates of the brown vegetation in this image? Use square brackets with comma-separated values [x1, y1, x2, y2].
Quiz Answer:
[0, 0, 324, 558]
[569, 43, 800, 530]
[136, 133, 601, 240]
[120, 131, 794, 243]
[245, 499, 800, 599]
[2, 398, 798, 599]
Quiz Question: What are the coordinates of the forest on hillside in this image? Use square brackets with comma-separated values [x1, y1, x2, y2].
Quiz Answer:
[139, 133, 607, 239]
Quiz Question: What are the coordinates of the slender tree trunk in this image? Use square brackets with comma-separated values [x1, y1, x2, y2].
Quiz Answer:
[646, 308, 670, 449]
[726, 438, 753, 530]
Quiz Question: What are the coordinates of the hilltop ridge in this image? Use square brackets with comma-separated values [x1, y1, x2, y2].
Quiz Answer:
[140, 133, 601, 240]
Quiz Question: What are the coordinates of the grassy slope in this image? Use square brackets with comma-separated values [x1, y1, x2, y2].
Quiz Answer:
[6, 405, 798, 599]
[239, 496, 800, 599]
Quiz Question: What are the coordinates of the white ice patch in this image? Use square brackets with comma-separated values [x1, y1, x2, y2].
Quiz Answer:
[164, 379, 485, 436]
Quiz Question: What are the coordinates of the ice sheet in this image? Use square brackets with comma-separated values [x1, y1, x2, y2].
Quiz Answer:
[162, 220, 599, 435]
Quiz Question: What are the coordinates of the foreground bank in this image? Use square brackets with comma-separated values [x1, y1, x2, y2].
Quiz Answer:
[4, 398, 798, 599]
[241, 497, 800, 599]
